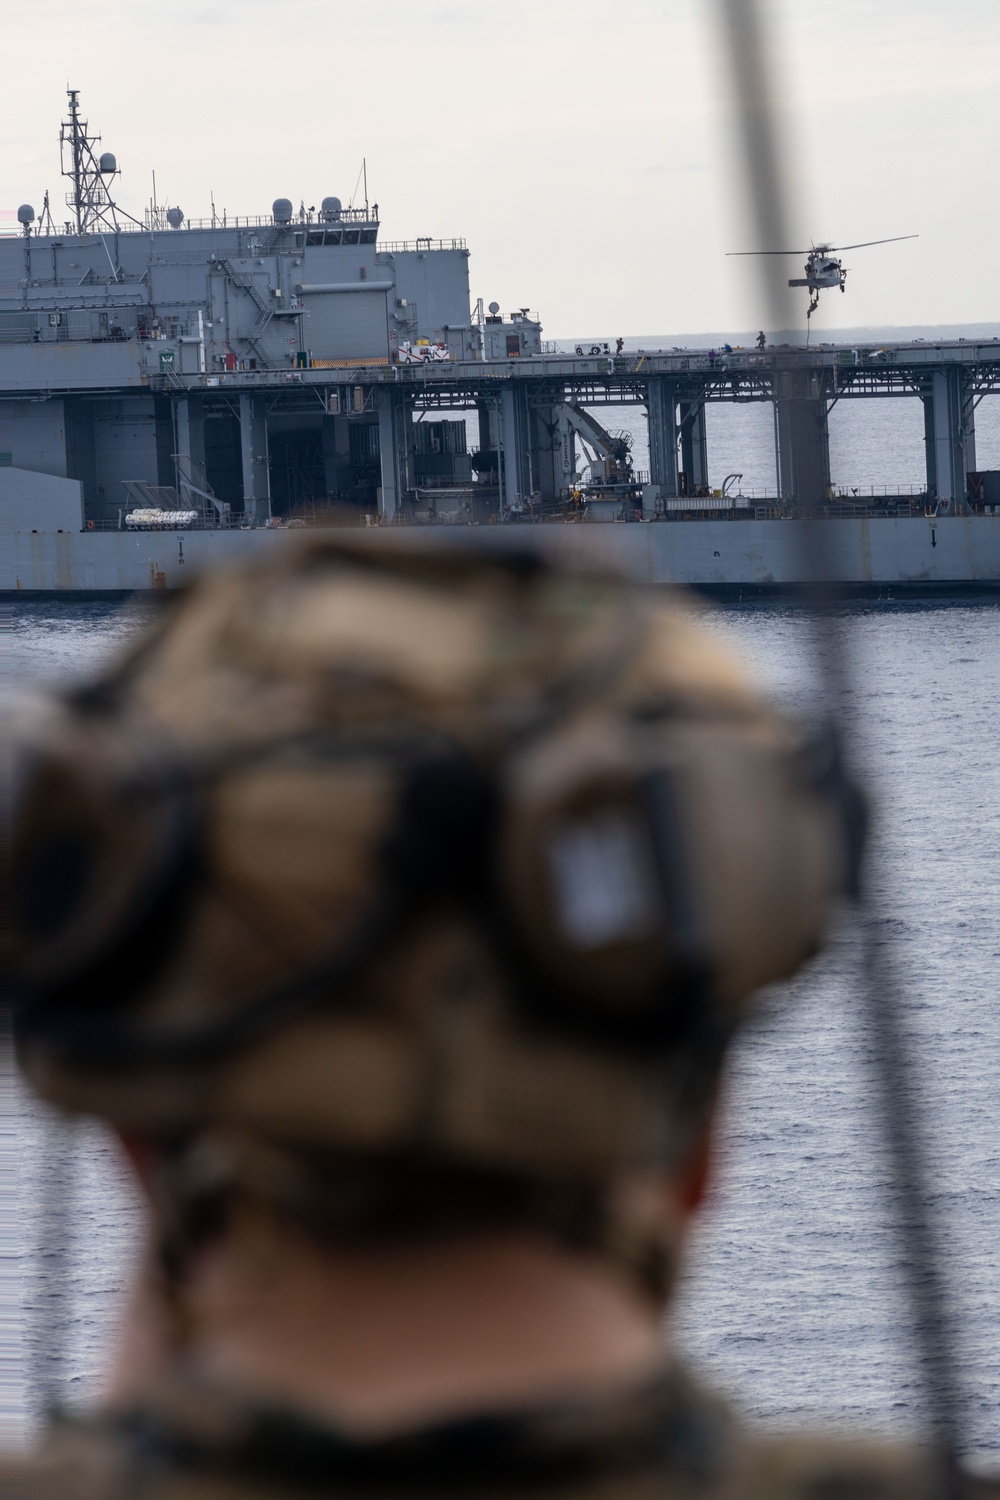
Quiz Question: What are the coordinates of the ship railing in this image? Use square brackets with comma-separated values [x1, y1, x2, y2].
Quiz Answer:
[817, 501, 931, 519]
[175, 209, 378, 231]
[86, 516, 221, 532]
[0, 305, 152, 344]
[646, 498, 933, 522]
[77, 499, 949, 533]
[830, 483, 927, 498]
[147, 365, 392, 392]
[376, 238, 467, 254]
[540, 346, 774, 372]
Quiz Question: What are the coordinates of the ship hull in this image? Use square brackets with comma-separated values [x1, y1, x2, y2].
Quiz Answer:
[3, 517, 999, 595]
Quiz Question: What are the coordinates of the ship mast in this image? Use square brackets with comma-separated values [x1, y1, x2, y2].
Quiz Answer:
[59, 88, 140, 234]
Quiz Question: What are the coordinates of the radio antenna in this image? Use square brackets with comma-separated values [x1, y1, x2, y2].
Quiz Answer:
[59, 88, 141, 235]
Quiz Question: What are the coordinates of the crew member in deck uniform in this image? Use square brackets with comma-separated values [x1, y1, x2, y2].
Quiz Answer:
[8, 535, 997, 1498]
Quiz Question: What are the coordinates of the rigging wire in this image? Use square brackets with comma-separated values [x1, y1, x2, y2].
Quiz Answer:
[715, 0, 963, 1480]
[347, 157, 367, 213]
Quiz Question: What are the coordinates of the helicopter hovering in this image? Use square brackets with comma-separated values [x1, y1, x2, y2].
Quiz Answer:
[727, 236, 917, 319]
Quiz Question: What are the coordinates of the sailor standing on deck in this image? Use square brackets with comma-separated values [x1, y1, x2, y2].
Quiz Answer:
[8, 536, 998, 1498]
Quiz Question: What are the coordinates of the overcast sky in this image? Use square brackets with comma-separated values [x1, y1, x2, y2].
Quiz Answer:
[3, 0, 998, 337]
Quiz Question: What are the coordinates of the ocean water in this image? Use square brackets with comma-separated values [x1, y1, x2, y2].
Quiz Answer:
[674, 603, 1000, 1463]
[4, 404, 999, 1465]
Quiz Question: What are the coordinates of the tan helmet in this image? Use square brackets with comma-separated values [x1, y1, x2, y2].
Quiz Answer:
[10, 535, 857, 1199]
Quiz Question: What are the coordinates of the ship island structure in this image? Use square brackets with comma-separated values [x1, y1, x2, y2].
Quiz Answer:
[1, 92, 998, 594]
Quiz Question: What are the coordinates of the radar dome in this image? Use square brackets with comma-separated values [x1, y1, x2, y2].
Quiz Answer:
[488, 301, 500, 315]
[321, 196, 342, 222]
[166, 207, 185, 228]
[99, 152, 118, 175]
[17, 204, 35, 226]
[272, 197, 294, 224]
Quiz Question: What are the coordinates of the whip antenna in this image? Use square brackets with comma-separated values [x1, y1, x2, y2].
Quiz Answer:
[715, 0, 963, 1476]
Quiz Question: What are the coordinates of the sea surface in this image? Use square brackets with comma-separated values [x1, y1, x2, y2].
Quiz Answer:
[4, 402, 999, 1467]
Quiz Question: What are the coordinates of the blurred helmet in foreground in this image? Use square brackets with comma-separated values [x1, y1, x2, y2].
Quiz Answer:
[10, 537, 856, 1216]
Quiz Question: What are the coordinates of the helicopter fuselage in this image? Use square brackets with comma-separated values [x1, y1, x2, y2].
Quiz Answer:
[789, 254, 846, 291]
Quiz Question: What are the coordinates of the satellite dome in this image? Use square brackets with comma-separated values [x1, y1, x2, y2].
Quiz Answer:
[98, 152, 118, 175]
[321, 196, 342, 222]
[272, 197, 294, 224]
[166, 207, 185, 228]
[488, 301, 500, 316]
[17, 204, 35, 226]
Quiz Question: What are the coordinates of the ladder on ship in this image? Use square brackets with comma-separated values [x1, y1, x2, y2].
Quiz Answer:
[219, 259, 276, 366]
[170, 455, 233, 526]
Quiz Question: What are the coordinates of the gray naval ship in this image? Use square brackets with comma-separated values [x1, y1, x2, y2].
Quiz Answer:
[2, 91, 998, 594]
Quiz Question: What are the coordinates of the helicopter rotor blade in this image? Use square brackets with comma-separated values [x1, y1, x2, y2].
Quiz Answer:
[728, 235, 917, 257]
[827, 234, 919, 251]
[726, 248, 810, 257]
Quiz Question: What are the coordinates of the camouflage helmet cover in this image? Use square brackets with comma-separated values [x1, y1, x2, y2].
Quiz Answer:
[11, 536, 846, 1190]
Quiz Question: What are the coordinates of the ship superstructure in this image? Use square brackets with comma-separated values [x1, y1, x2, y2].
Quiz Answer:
[0, 91, 543, 526]
[1, 92, 998, 592]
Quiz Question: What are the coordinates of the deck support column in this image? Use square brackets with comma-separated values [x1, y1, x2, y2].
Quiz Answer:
[153, 397, 176, 490]
[322, 411, 352, 499]
[476, 401, 494, 457]
[774, 366, 831, 507]
[239, 392, 271, 523]
[64, 396, 99, 517]
[922, 369, 975, 509]
[500, 384, 530, 511]
[679, 398, 708, 493]
[377, 388, 410, 521]
[646, 378, 679, 498]
[529, 403, 561, 503]
[174, 395, 206, 496]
